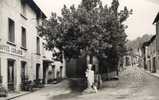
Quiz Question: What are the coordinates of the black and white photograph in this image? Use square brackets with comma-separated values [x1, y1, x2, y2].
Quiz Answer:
[0, 0, 159, 100]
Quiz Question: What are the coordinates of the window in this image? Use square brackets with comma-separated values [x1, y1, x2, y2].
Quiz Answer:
[42, 42, 45, 57]
[37, 18, 40, 26]
[21, 27, 26, 49]
[0, 58, 1, 77]
[36, 37, 40, 55]
[37, 18, 42, 26]
[21, 0, 26, 17]
[157, 23, 159, 34]
[8, 18, 15, 43]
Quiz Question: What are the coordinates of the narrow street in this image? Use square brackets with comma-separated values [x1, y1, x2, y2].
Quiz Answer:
[10, 66, 159, 100]
[0, 0, 159, 100]
[52, 66, 159, 100]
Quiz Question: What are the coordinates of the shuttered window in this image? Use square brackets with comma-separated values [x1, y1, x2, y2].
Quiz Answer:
[21, 27, 26, 48]
[8, 18, 15, 43]
[36, 37, 40, 55]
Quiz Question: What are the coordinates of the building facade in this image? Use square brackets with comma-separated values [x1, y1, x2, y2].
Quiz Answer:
[146, 35, 156, 72]
[0, 0, 65, 91]
[153, 13, 159, 71]
[141, 12, 159, 73]
[141, 12, 159, 74]
[122, 47, 143, 68]
[142, 35, 156, 72]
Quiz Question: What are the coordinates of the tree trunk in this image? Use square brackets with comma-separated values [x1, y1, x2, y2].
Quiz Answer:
[89, 55, 93, 64]
[116, 57, 120, 76]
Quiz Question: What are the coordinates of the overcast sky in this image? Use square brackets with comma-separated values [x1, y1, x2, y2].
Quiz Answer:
[34, 0, 159, 40]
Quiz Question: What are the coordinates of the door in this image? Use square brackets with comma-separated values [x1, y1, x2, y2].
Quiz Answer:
[8, 60, 15, 91]
[153, 57, 156, 73]
[42, 62, 48, 84]
[21, 62, 26, 82]
[36, 64, 40, 80]
[60, 66, 63, 79]
[52, 65, 55, 79]
[149, 60, 151, 72]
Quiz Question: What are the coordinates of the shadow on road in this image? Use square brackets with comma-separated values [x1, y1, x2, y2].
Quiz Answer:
[51, 92, 82, 100]
[50, 78, 120, 100]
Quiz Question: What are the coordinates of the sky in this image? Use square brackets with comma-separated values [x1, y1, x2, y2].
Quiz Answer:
[34, 0, 159, 40]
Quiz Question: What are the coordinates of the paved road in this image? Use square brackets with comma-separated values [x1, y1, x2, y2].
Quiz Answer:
[12, 66, 159, 100]
[52, 66, 159, 100]
[11, 80, 71, 100]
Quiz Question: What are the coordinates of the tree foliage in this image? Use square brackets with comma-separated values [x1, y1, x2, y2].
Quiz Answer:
[38, 0, 132, 64]
[127, 34, 153, 50]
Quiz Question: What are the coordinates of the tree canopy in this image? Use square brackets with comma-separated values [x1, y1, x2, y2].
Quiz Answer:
[38, 0, 132, 63]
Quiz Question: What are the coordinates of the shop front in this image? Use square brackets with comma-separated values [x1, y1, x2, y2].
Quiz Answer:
[0, 44, 25, 91]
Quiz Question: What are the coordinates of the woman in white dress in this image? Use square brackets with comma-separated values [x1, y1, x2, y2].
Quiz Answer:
[85, 64, 94, 88]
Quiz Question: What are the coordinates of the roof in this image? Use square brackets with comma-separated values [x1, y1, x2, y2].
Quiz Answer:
[153, 12, 159, 24]
[23, 0, 47, 18]
[149, 35, 156, 43]
[142, 35, 156, 47]
[142, 41, 149, 48]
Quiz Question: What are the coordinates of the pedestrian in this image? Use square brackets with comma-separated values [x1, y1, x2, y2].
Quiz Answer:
[85, 64, 94, 88]
[85, 64, 98, 93]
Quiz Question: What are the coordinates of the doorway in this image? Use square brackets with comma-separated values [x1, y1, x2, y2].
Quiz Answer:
[42, 62, 48, 84]
[52, 65, 55, 79]
[60, 66, 63, 79]
[8, 59, 15, 91]
[21, 62, 26, 82]
[152, 57, 156, 73]
[36, 64, 40, 80]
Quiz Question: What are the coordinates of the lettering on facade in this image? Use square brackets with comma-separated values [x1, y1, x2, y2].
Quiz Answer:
[0, 45, 23, 56]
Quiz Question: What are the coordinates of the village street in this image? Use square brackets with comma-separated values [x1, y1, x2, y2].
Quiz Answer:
[0, 0, 159, 100]
[9, 66, 159, 100]
[9, 80, 71, 100]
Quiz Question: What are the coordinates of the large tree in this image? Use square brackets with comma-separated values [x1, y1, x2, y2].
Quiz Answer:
[38, 0, 132, 73]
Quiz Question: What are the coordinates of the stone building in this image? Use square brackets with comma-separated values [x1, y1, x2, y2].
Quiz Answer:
[141, 12, 159, 73]
[0, 0, 65, 91]
[153, 12, 159, 71]
[146, 35, 156, 72]
[122, 47, 142, 68]
[142, 41, 150, 70]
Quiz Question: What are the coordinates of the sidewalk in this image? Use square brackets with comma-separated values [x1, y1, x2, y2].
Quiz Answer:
[0, 84, 49, 100]
[0, 80, 71, 100]
[0, 91, 30, 100]
[140, 68, 159, 79]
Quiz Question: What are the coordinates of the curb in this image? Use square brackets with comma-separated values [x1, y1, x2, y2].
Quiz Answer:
[145, 71, 159, 79]
[6, 81, 66, 100]
[5, 80, 69, 100]
[7, 92, 31, 100]
[7, 88, 42, 100]
[140, 68, 159, 79]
